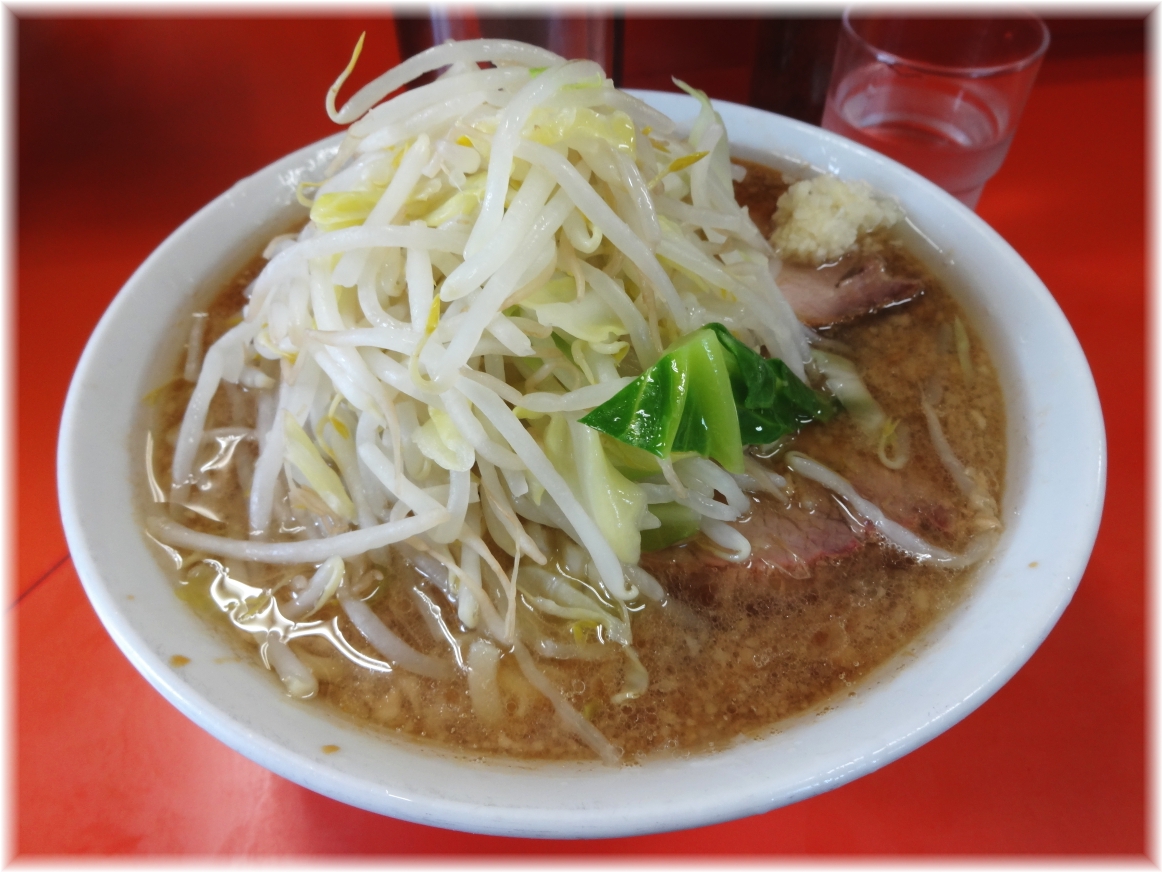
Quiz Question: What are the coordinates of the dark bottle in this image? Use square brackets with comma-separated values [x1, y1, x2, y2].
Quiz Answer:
[395, 12, 619, 82]
[748, 17, 842, 125]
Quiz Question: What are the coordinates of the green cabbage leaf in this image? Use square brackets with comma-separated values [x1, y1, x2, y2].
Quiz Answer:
[579, 323, 835, 474]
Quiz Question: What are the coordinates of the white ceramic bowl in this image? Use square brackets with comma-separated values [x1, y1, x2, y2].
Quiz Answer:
[57, 92, 1105, 839]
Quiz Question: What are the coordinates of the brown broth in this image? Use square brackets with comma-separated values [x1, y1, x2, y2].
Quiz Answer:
[145, 162, 1006, 762]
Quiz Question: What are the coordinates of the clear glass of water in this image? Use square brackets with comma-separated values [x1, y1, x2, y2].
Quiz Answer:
[822, 12, 1049, 208]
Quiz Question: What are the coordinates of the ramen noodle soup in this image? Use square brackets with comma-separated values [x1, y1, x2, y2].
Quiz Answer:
[141, 39, 1004, 763]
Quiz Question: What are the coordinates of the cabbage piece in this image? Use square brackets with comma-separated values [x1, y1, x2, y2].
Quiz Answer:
[310, 187, 385, 233]
[704, 323, 836, 444]
[527, 106, 636, 158]
[466, 638, 504, 725]
[579, 326, 744, 473]
[415, 406, 475, 472]
[598, 435, 664, 481]
[283, 414, 357, 522]
[639, 501, 701, 552]
[520, 274, 573, 307]
[540, 414, 647, 564]
[521, 275, 628, 345]
[417, 170, 487, 227]
[581, 324, 834, 472]
[811, 349, 884, 438]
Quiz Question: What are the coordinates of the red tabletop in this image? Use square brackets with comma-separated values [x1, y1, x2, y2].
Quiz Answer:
[15, 16, 1146, 856]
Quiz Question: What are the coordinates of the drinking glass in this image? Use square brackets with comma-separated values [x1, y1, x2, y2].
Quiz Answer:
[822, 11, 1049, 208]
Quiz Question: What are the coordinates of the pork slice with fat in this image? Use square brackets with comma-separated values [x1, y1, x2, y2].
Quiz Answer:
[776, 254, 922, 328]
[640, 477, 868, 604]
[640, 452, 958, 603]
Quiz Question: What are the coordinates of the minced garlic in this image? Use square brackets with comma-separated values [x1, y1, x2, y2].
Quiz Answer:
[771, 174, 902, 264]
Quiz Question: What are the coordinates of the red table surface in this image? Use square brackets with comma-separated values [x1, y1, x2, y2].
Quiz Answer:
[14, 16, 1147, 856]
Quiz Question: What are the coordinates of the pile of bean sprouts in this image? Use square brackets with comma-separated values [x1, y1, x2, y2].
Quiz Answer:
[146, 38, 997, 762]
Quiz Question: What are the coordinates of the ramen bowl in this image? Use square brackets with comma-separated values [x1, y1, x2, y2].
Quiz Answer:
[57, 91, 1105, 839]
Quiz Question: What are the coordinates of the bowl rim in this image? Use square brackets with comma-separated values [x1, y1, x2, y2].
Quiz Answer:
[57, 90, 1106, 839]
